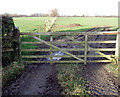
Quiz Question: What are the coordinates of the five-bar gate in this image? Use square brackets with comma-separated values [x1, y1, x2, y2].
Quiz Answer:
[20, 31, 120, 65]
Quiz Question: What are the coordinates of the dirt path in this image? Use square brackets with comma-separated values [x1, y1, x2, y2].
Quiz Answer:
[84, 63, 118, 95]
[3, 64, 62, 95]
[73, 27, 118, 95]
[82, 27, 118, 95]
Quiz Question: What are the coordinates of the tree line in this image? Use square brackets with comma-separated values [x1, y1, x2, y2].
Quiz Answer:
[2, 8, 59, 17]
[2, 8, 118, 17]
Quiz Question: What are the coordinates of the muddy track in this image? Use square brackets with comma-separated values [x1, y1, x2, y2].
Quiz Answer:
[82, 27, 118, 95]
[3, 64, 62, 95]
[84, 63, 118, 95]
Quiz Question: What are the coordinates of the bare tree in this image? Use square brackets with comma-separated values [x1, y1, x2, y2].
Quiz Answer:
[50, 8, 59, 17]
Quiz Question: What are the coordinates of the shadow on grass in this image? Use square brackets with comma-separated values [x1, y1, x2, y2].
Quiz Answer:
[57, 27, 119, 32]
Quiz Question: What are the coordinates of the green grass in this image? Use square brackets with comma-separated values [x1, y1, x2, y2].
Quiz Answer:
[105, 63, 118, 77]
[2, 62, 24, 87]
[105, 48, 120, 77]
[13, 17, 118, 46]
[13, 17, 118, 33]
[54, 17, 118, 32]
[57, 63, 90, 95]
[13, 17, 54, 32]
[13, 17, 54, 51]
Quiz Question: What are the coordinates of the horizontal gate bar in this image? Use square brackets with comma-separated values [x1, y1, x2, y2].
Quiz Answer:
[87, 60, 112, 62]
[21, 48, 115, 52]
[88, 48, 115, 51]
[21, 42, 42, 44]
[88, 41, 116, 43]
[21, 48, 85, 51]
[21, 49, 52, 51]
[24, 60, 112, 63]
[24, 61, 83, 63]
[21, 41, 85, 44]
[21, 41, 116, 45]
[52, 41, 84, 44]
[20, 31, 119, 36]
[21, 55, 114, 58]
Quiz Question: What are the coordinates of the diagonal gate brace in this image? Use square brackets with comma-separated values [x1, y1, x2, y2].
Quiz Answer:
[66, 36, 112, 60]
[29, 35, 84, 62]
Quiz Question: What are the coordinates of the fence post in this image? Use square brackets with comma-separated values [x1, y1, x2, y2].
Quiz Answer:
[39, 25, 41, 39]
[18, 31, 21, 63]
[44, 24, 46, 32]
[115, 29, 120, 64]
[50, 35, 53, 65]
[84, 33, 88, 65]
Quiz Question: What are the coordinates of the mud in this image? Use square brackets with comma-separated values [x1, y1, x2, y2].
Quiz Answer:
[2, 64, 62, 95]
[84, 63, 118, 95]
[54, 23, 83, 28]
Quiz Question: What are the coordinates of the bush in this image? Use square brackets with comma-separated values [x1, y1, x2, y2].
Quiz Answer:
[2, 15, 20, 67]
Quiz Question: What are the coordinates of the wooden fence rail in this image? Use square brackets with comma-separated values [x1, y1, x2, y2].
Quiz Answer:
[20, 31, 120, 36]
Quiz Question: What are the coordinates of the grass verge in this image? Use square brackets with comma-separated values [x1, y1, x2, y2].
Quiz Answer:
[104, 48, 120, 77]
[56, 63, 90, 95]
[2, 61, 24, 87]
[105, 63, 118, 77]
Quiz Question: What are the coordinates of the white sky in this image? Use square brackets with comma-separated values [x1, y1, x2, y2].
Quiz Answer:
[0, 0, 119, 16]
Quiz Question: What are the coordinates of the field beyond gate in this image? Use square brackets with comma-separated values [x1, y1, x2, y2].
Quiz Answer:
[20, 31, 120, 64]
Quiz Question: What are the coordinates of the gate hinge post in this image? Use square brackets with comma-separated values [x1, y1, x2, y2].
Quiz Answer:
[115, 29, 120, 64]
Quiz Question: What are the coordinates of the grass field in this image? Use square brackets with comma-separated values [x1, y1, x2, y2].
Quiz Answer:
[55, 17, 118, 32]
[13, 17, 118, 32]
[13, 17, 54, 32]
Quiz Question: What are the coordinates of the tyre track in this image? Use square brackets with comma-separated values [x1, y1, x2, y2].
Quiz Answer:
[3, 64, 62, 95]
[84, 63, 118, 95]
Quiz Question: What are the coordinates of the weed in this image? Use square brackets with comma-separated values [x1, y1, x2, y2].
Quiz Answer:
[2, 61, 24, 87]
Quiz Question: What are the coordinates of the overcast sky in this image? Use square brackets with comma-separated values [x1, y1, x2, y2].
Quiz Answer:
[0, 0, 119, 16]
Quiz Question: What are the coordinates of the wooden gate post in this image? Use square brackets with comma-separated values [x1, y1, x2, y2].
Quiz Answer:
[84, 33, 88, 64]
[115, 29, 120, 64]
[50, 35, 53, 65]
[18, 31, 21, 63]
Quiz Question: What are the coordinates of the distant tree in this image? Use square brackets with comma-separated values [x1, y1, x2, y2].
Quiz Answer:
[3, 13, 10, 16]
[73, 15, 78, 17]
[50, 8, 59, 17]
[11, 14, 18, 17]
[46, 14, 49, 17]
[30, 13, 45, 17]
[82, 14, 85, 17]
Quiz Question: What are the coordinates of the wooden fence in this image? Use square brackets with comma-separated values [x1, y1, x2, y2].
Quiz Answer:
[20, 31, 120, 65]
